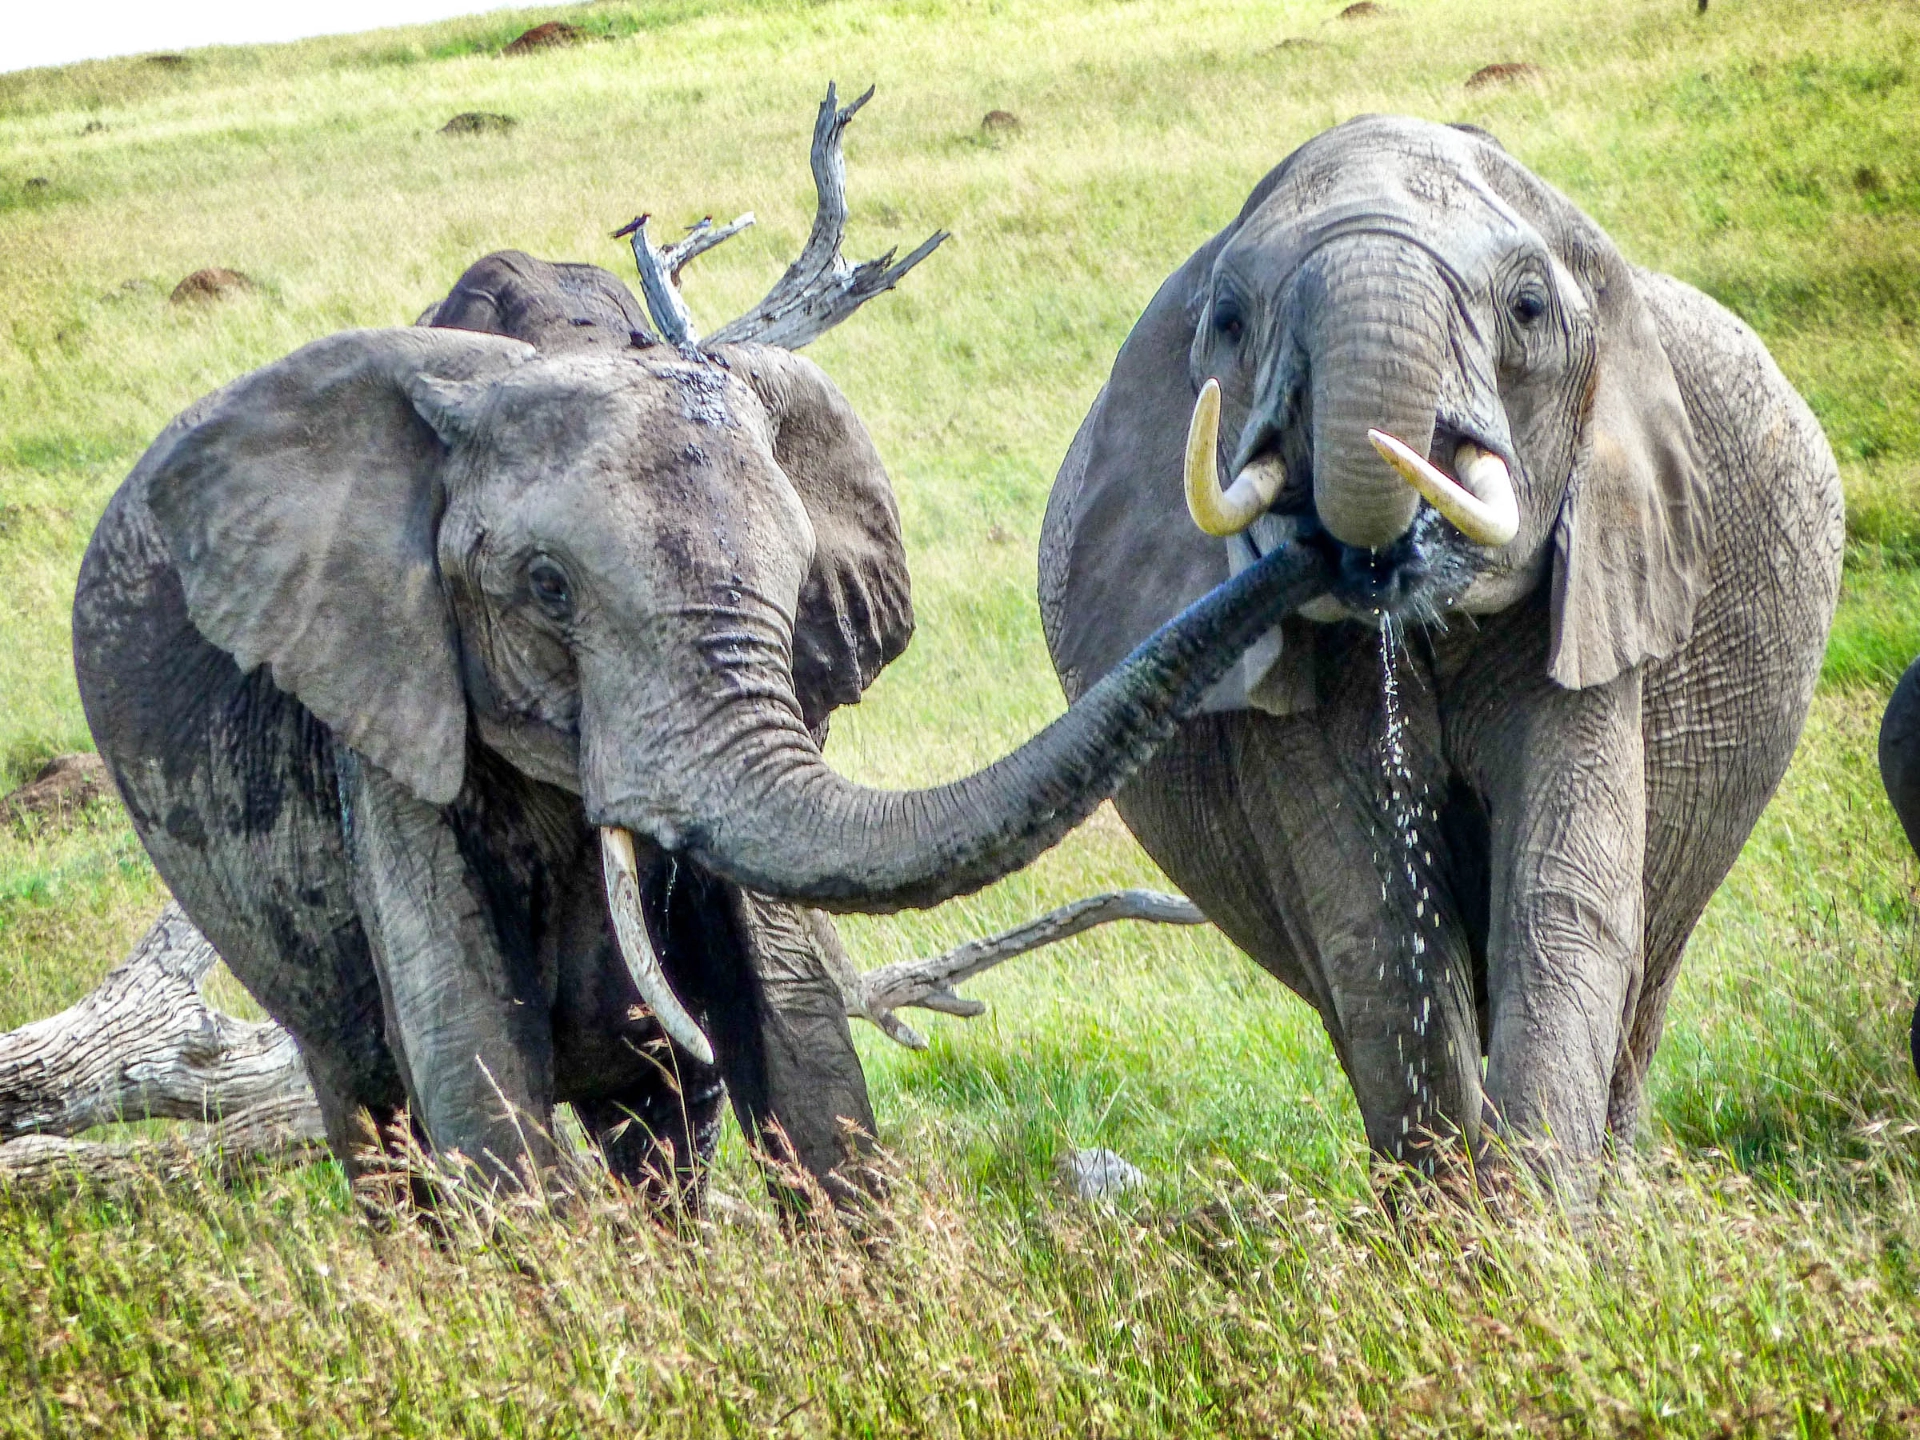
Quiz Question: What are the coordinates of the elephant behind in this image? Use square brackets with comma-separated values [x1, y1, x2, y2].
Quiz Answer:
[1039, 116, 1843, 1192]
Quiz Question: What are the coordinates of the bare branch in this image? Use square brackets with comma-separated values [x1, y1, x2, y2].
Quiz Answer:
[613, 213, 699, 345]
[845, 890, 1209, 1050]
[706, 83, 949, 350]
[663, 212, 755, 281]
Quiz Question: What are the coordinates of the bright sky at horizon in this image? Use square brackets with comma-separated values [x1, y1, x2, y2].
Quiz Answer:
[4, 1, 533, 75]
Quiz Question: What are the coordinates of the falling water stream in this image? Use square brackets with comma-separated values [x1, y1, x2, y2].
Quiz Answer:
[1373, 611, 1443, 1168]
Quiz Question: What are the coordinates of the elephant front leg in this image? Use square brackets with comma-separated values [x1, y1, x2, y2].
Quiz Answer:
[1477, 670, 1646, 1197]
[340, 752, 557, 1188]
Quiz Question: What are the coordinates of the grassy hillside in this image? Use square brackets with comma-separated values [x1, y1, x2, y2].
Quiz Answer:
[3, 0, 1920, 1432]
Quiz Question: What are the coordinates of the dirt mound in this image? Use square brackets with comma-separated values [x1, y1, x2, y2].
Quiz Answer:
[169, 268, 255, 304]
[1338, 2, 1383, 18]
[1465, 61, 1544, 89]
[441, 112, 517, 136]
[2, 754, 112, 824]
[502, 21, 587, 55]
[981, 109, 1022, 137]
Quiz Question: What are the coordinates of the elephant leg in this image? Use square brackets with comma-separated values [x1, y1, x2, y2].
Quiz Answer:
[548, 849, 728, 1204]
[653, 865, 876, 1207]
[340, 751, 557, 1188]
[1122, 692, 1485, 1178]
[1472, 666, 1646, 1195]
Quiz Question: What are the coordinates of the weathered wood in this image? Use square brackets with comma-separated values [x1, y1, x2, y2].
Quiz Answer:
[0, 902, 315, 1144]
[708, 84, 948, 350]
[0, 1094, 325, 1187]
[618, 85, 947, 352]
[0, 884, 1209, 1179]
[844, 889, 1208, 1049]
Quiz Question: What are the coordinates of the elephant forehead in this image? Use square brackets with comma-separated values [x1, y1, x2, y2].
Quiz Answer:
[476, 353, 774, 472]
[1231, 118, 1529, 272]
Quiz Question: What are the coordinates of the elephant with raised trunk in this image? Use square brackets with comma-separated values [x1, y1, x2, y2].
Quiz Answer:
[1040, 116, 1843, 1194]
[74, 94, 1332, 1202]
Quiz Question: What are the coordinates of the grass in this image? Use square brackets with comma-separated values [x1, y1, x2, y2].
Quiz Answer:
[3, 0, 1920, 1431]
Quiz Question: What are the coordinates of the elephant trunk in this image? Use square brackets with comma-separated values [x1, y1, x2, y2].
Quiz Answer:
[1299, 236, 1451, 552]
[595, 540, 1331, 914]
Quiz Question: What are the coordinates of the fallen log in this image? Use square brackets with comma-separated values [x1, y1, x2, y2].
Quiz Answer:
[0, 888, 1208, 1179]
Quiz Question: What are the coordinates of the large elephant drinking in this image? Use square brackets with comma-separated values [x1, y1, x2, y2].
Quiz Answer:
[72, 95, 1332, 1201]
[1040, 116, 1843, 1192]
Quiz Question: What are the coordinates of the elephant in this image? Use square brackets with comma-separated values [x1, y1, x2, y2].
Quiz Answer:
[73, 241, 1331, 1204]
[1039, 115, 1844, 1194]
[1876, 658, 1920, 1082]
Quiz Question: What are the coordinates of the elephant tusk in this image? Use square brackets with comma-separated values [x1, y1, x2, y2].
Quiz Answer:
[1366, 429, 1519, 548]
[600, 827, 715, 1066]
[1185, 378, 1286, 537]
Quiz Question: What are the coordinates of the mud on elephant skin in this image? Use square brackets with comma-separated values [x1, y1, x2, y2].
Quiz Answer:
[75, 229, 1334, 1200]
[1040, 115, 1844, 1197]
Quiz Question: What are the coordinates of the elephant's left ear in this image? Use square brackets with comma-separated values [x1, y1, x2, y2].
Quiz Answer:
[1547, 263, 1712, 689]
[723, 345, 914, 732]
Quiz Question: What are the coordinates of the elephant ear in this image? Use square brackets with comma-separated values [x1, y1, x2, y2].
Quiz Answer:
[1465, 137, 1712, 689]
[145, 327, 536, 803]
[722, 345, 914, 733]
[1546, 260, 1710, 688]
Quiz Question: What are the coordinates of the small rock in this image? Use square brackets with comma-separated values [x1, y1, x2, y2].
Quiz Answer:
[1465, 62, 1544, 90]
[1338, 2, 1384, 18]
[502, 21, 588, 55]
[440, 111, 517, 136]
[169, 267, 255, 304]
[1060, 1147, 1147, 1201]
[2, 754, 112, 824]
[981, 109, 1022, 137]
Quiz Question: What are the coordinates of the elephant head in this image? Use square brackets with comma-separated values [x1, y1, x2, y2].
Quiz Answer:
[1044, 114, 1710, 708]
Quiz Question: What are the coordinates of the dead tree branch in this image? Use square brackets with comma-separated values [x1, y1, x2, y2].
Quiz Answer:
[0, 885, 1209, 1178]
[844, 889, 1209, 1050]
[619, 84, 947, 351]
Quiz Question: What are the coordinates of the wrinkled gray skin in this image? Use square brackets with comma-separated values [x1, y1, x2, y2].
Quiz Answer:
[1875, 658, 1920, 1082]
[1040, 118, 1844, 1194]
[76, 252, 1331, 1200]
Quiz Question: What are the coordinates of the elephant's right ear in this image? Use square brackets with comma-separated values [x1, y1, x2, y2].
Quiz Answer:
[145, 328, 535, 803]
[722, 345, 914, 734]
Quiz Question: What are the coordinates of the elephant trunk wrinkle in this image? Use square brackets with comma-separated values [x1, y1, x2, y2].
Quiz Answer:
[1300, 238, 1452, 552]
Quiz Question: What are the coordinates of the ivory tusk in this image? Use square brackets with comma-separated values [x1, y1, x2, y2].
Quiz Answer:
[1184, 378, 1286, 537]
[1366, 429, 1519, 548]
[600, 827, 715, 1066]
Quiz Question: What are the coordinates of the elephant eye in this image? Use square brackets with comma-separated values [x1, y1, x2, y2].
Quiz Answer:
[1511, 287, 1549, 324]
[1212, 295, 1246, 343]
[527, 557, 574, 621]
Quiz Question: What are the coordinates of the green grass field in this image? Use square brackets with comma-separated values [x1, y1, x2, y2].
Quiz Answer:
[4, 0, 1920, 1432]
